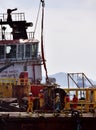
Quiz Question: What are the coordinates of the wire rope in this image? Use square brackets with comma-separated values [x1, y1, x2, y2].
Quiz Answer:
[33, 1, 41, 37]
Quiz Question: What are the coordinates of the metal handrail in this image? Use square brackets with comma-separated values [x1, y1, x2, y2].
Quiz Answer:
[0, 78, 30, 86]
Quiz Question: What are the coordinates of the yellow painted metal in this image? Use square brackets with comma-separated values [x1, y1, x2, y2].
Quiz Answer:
[0, 78, 30, 86]
[0, 84, 12, 97]
[0, 78, 31, 98]
[64, 87, 96, 112]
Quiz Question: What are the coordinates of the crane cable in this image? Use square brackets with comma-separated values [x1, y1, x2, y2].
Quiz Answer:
[33, 0, 41, 37]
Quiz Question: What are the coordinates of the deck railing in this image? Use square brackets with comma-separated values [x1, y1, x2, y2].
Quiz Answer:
[0, 78, 30, 86]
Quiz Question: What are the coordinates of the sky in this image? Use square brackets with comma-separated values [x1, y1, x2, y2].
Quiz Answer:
[0, 0, 96, 80]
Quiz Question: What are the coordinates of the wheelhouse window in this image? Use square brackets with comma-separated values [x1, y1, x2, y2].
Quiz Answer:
[18, 44, 24, 59]
[25, 44, 31, 58]
[25, 42, 38, 58]
[0, 42, 39, 61]
[31, 43, 38, 57]
[0, 45, 5, 59]
[6, 45, 16, 58]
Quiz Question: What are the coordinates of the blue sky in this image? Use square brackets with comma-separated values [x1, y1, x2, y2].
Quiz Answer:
[0, 0, 96, 80]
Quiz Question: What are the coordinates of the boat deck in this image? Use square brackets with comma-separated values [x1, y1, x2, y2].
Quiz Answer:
[0, 111, 95, 118]
[0, 112, 96, 130]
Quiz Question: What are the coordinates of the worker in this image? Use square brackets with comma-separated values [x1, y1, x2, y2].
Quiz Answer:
[38, 89, 44, 109]
[54, 93, 61, 112]
[72, 94, 78, 109]
[27, 92, 34, 113]
[64, 94, 70, 110]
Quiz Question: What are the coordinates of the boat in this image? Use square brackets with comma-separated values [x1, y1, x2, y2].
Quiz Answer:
[0, 0, 96, 130]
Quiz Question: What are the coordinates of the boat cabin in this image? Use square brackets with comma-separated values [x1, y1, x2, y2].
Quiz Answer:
[0, 9, 42, 84]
